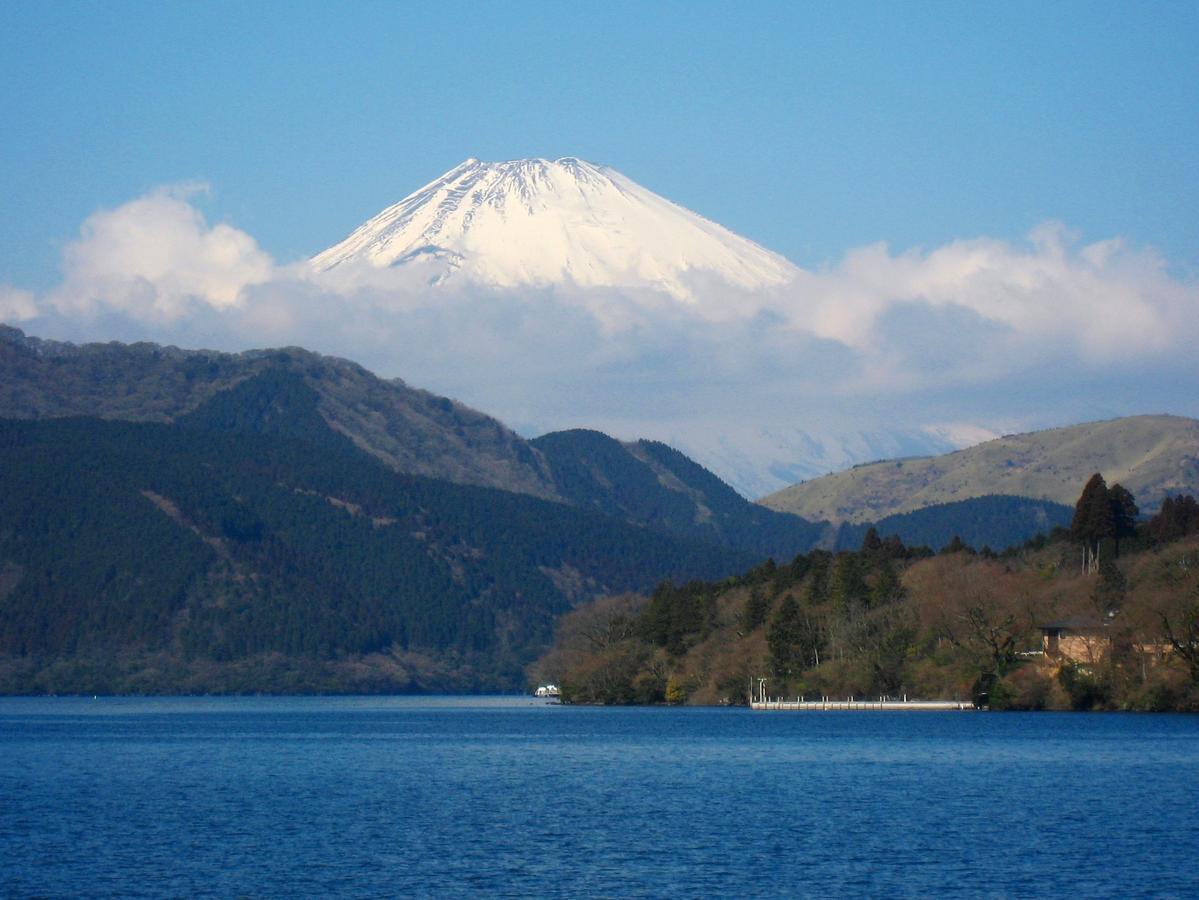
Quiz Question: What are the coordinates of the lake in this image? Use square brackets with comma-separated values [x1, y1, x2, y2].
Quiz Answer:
[2, 697, 1197, 897]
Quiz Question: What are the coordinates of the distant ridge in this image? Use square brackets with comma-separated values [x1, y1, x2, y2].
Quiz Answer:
[760, 415, 1199, 523]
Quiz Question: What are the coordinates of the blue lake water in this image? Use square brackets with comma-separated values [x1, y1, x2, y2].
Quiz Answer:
[2, 697, 1197, 898]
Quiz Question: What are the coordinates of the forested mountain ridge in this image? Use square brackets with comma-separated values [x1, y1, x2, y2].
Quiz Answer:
[0, 412, 758, 694]
[761, 415, 1199, 523]
[0, 326, 827, 560]
[3, 325, 1091, 560]
[531, 429, 826, 561]
[834, 495, 1074, 553]
[0, 324, 560, 501]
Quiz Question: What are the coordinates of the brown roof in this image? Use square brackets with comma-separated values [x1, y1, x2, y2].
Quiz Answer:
[1038, 616, 1106, 633]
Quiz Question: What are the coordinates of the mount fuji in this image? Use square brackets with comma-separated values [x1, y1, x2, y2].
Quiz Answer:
[311, 157, 798, 300]
[306, 156, 971, 497]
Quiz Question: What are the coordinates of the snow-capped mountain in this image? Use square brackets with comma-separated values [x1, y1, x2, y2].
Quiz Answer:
[311, 157, 798, 299]
[307, 155, 983, 498]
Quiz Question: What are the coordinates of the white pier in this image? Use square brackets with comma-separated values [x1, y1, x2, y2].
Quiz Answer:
[748, 679, 974, 711]
[751, 698, 975, 711]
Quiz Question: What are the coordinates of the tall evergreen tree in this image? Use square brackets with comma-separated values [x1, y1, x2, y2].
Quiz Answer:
[1148, 494, 1199, 544]
[742, 587, 770, 632]
[830, 553, 870, 611]
[1153, 496, 1178, 543]
[1108, 482, 1139, 552]
[941, 535, 970, 555]
[870, 560, 904, 606]
[1093, 557, 1127, 614]
[1071, 473, 1113, 542]
[1072, 473, 1114, 572]
[767, 593, 803, 679]
[804, 550, 832, 606]
[860, 526, 883, 555]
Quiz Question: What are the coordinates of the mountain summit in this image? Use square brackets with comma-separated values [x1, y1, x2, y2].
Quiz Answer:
[310, 157, 798, 299]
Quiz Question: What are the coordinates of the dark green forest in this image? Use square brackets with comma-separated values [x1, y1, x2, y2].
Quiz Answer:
[0, 398, 757, 693]
[532, 429, 827, 560]
[835, 494, 1074, 554]
[2, 326, 831, 562]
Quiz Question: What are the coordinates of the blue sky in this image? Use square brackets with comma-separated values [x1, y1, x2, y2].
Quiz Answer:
[3, 1, 1196, 288]
[2, 1, 1197, 494]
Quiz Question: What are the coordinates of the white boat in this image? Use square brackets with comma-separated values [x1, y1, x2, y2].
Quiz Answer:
[534, 684, 560, 698]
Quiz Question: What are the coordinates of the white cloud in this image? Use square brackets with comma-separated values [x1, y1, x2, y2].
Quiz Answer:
[4, 186, 1197, 496]
[772, 222, 1194, 368]
[0, 286, 38, 321]
[46, 184, 274, 320]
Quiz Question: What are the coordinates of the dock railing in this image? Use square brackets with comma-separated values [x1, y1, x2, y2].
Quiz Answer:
[750, 696, 975, 711]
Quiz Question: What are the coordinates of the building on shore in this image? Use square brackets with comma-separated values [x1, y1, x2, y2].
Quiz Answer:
[1039, 616, 1173, 667]
[1039, 617, 1109, 665]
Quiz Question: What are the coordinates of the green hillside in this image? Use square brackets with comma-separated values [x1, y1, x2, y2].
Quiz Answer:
[0, 411, 756, 694]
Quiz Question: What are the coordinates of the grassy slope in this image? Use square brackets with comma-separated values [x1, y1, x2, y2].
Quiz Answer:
[761, 415, 1199, 523]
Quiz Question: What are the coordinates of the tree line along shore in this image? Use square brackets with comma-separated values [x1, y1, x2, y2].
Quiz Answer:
[533, 476, 1199, 711]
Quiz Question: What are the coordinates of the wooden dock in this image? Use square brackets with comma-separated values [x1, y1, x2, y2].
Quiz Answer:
[751, 698, 975, 711]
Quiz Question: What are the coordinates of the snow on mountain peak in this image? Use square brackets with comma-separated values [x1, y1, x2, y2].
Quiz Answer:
[310, 157, 798, 299]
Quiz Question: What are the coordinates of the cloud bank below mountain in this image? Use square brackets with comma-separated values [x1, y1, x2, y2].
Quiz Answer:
[4, 185, 1196, 497]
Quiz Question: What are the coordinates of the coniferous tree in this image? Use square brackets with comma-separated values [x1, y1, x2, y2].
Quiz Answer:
[804, 551, 832, 606]
[1148, 494, 1199, 544]
[1153, 496, 1178, 543]
[860, 527, 883, 555]
[941, 535, 969, 555]
[1072, 473, 1114, 573]
[767, 593, 803, 679]
[1108, 483, 1139, 550]
[1178, 495, 1199, 534]
[1093, 557, 1126, 615]
[742, 587, 770, 632]
[870, 560, 904, 606]
[830, 553, 870, 611]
